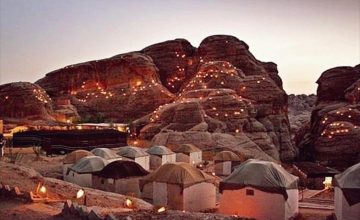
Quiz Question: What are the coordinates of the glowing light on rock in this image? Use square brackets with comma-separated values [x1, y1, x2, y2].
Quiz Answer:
[39, 186, 46, 194]
[157, 207, 166, 213]
[125, 198, 133, 208]
[323, 177, 332, 189]
[76, 189, 85, 199]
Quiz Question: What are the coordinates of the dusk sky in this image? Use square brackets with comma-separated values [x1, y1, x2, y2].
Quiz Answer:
[0, 0, 359, 94]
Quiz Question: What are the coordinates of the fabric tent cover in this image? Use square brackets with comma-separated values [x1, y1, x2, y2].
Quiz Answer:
[147, 145, 174, 156]
[214, 151, 241, 162]
[219, 159, 298, 199]
[93, 160, 149, 179]
[91, 148, 119, 159]
[69, 156, 108, 174]
[63, 150, 94, 164]
[334, 162, 360, 206]
[173, 144, 201, 154]
[140, 162, 214, 189]
[116, 146, 149, 158]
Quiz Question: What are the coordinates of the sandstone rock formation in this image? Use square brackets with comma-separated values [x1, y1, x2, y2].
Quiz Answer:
[297, 65, 360, 168]
[0, 82, 55, 122]
[288, 94, 316, 134]
[137, 58, 295, 161]
[1, 35, 296, 161]
[36, 52, 175, 122]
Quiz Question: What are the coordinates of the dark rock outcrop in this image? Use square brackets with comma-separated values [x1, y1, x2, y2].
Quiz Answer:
[297, 65, 360, 169]
[288, 94, 316, 134]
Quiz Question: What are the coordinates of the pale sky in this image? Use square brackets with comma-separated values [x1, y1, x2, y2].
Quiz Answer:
[0, 0, 359, 94]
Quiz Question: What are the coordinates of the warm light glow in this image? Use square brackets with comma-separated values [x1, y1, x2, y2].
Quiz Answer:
[323, 177, 332, 189]
[212, 172, 216, 176]
[136, 81, 142, 86]
[76, 189, 85, 199]
[39, 186, 46, 194]
[125, 198, 133, 208]
[157, 207, 166, 213]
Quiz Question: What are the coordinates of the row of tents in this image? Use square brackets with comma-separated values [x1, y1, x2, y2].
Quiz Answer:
[62, 146, 360, 220]
[63, 144, 202, 174]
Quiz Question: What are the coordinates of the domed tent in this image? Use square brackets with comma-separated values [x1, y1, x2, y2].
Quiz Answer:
[91, 148, 120, 160]
[214, 151, 242, 176]
[65, 156, 108, 187]
[140, 162, 216, 211]
[334, 162, 360, 220]
[62, 150, 94, 178]
[92, 160, 149, 197]
[173, 144, 202, 165]
[219, 159, 299, 220]
[116, 146, 150, 170]
[146, 145, 176, 170]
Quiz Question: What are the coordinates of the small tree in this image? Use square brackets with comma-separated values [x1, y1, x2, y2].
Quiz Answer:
[33, 145, 42, 158]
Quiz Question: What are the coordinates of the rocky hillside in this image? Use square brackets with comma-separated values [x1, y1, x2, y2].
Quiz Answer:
[288, 94, 316, 133]
[0, 82, 55, 122]
[296, 65, 360, 169]
[0, 35, 297, 161]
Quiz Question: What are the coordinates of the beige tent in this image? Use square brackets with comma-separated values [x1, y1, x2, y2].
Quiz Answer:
[219, 159, 299, 220]
[173, 144, 202, 165]
[140, 162, 216, 211]
[62, 150, 94, 178]
[65, 156, 108, 188]
[146, 145, 176, 170]
[214, 151, 242, 176]
[334, 162, 360, 220]
[91, 148, 120, 160]
[116, 146, 150, 170]
[92, 160, 149, 197]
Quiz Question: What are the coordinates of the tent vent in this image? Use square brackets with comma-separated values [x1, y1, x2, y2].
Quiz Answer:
[246, 189, 254, 196]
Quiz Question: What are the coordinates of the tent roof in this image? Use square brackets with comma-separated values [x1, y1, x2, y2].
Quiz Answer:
[214, 151, 241, 162]
[147, 145, 174, 156]
[173, 144, 201, 154]
[63, 150, 94, 164]
[93, 160, 149, 179]
[116, 146, 149, 159]
[334, 162, 360, 206]
[91, 148, 120, 160]
[220, 159, 298, 199]
[69, 156, 108, 174]
[293, 162, 339, 178]
[140, 162, 214, 189]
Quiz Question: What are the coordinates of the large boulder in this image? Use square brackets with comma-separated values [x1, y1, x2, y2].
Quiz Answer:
[137, 59, 296, 161]
[0, 82, 55, 121]
[297, 65, 360, 169]
[36, 53, 175, 122]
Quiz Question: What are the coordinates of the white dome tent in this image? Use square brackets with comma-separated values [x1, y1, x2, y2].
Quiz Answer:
[173, 144, 202, 165]
[92, 160, 149, 197]
[214, 150, 242, 176]
[91, 148, 120, 160]
[334, 162, 360, 220]
[65, 156, 108, 188]
[146, 145, 176, 170]
[115, 146, 150, 171]
[62, 150, 94, 179]
[219, 159, 299, 220]
[140, 162, 216, 212]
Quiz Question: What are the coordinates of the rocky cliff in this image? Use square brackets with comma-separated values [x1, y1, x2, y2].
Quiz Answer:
[297, 65, 360, 168]
[288, 94, 316, 134]
[0, 82, 55, 122]
[1, 35, 296, 161]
